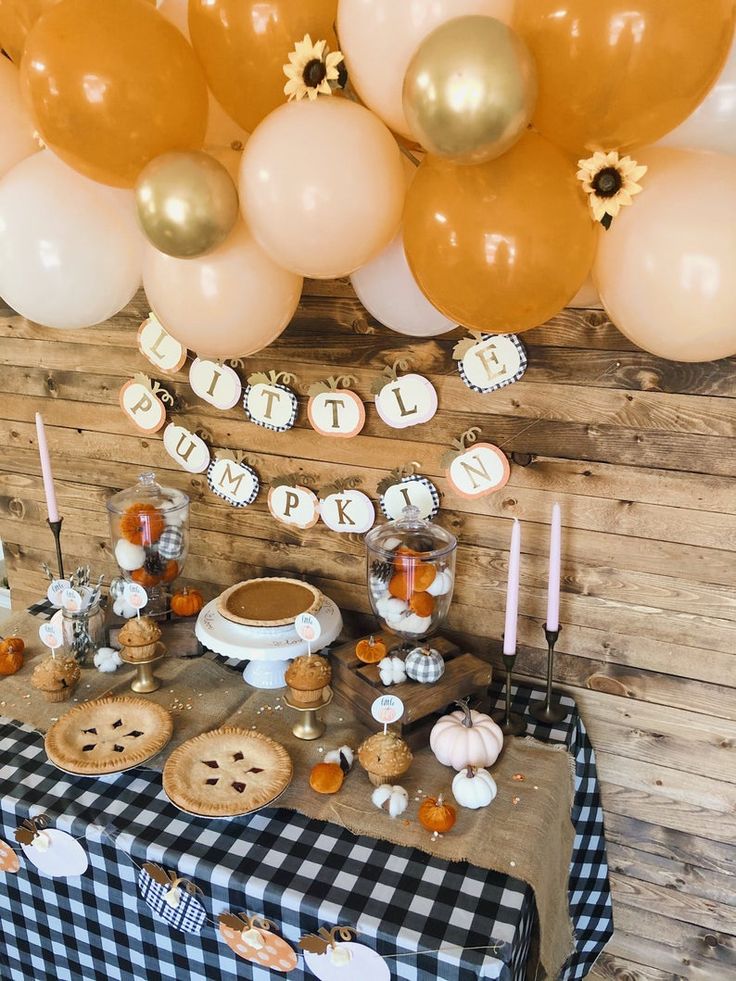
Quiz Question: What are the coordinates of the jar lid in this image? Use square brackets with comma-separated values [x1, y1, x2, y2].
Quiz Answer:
[365, 505, 457, 560]
[106, 471, 189, 515]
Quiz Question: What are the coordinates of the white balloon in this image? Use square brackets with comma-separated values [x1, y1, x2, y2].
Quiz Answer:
[0, 152, 142, 329]
[351, 228, 456, 336]
[657, 33, 736, 156]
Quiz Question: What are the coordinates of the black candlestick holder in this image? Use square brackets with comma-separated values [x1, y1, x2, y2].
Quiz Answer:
[530, 624, 567, 724]
[47, 517, 65, 580]
[492, 651, 526, 737]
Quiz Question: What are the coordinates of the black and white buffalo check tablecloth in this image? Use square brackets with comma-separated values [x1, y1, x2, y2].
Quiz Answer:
[0, 680, 612, 981]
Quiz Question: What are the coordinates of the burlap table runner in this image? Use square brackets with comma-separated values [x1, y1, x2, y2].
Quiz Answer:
[2, 623, 574, 977]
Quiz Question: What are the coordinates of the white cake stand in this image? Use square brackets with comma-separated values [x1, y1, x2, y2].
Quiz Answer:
[194, 595, 343, 689]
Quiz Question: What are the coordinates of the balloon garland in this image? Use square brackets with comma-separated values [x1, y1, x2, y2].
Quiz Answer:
[0, 0, 733, 363]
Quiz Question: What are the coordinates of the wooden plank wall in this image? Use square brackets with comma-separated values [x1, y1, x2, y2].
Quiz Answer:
[0, 284, 734, 980]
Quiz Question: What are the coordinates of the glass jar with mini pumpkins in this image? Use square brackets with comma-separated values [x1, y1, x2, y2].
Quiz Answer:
[365, 506, 457, 651]
[106, 472, 189, 616]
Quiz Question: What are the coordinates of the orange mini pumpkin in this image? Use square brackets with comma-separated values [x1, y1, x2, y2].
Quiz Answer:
[418, 794, 456, 833]
[0, 636, 24, 676]
[388, 573, 412, 601]
[120, 502, 164, 546]
[171, 587, 204, 617]
[355, 636, 387, 664]
[309, 762, 344, 795]
[409, 592, 434, 617]
[131, 567, 162, 588]
[412, 563, 437, 592]
[160, 560, 179, 583]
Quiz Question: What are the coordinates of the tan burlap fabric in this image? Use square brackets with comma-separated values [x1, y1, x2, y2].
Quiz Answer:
[2, 615, 575, 977]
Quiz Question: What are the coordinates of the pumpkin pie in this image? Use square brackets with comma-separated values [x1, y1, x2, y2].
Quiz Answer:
[217, 577, 322, 627]
[284, 654, 332, 707]
[358, 731, 413, 787]
[163, 728, 292, 817]
[31, 655, 81, 703]
[45, 696, 173, 774]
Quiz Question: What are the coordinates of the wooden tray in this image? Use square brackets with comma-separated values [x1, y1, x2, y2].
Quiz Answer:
[330, 632, 492, 750]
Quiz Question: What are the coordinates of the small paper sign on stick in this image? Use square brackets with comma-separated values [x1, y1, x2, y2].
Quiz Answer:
[123, 582, 148, 618]
[371, 694, 405, 734]
[47, 579, 70, 608]
[295, 612, 321, 654]
[61, 588, 83, 613]
[39, 621, 63, 651]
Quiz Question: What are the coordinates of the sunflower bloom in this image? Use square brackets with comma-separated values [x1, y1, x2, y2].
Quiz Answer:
[283, 34, 345, 102]
[577, 151, 647, 228]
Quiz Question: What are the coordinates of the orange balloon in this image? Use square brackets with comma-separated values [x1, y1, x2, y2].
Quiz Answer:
[0, 0, 156, 64]
[513, 0, 736, 157]
[189, 0, 338, 133]
[21, 0, 208, 187]
[403, 133, 596, 334]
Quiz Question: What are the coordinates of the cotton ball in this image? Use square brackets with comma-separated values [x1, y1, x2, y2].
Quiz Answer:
[402, 613, 432, 635]
[375, 596, 392, 619]
[164, 508, 186, 528]
[114, 538, 146, 572]
[379, 656, 406, 686]
[113, 597, 137, 619]
[384, 597, 408, 617]
[426, 570, 451, 597]
[372, 784, 408, 818]
[323, 746, 354, 771]
[94, 647, 122, 673]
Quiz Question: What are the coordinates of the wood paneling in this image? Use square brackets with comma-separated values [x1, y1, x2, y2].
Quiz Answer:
[1, 285, 734, 979]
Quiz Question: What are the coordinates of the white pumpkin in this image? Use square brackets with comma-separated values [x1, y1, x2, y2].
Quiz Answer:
[371, 784, 408, 818]
[430, 700, 504, 771]
[452, 767, 497, 809]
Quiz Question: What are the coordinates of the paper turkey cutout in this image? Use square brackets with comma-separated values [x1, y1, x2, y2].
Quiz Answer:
[219, 913, 297, 972]
[15, 816, 88, 878]
[138, 863, 206, 934]
[0, 839, 20, 873]
[300, 927, 390, 980]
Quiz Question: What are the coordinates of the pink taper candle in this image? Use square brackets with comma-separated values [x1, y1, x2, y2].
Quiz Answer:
[503, 519, 521, 655]
[35, 412, 60, 523]
[547, 503, 562, 632]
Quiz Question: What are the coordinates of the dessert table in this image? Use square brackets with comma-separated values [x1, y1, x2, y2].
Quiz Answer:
[0, 607, 613, 981]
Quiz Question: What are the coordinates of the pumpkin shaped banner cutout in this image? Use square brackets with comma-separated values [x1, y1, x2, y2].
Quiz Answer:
[0, 839, 20, 874]
[15, 816, 88, 878]
[300, 926, 390, 980]
[207, 450, 260, 508]
[137, 312, 187, 375]
[442, 428, 510, 500]
[120, 373, 173, 434]
[243, 370, 298, 432]
[371, 360, 438, 430]
[163, 422, 211, 474]
[453, 331, 528, 394]
[307, 376, 365, 438]
[319, 478, 375, 534]
[189, 358, 242, 410]
[378, 464, 440, 521]
[138, 863, 206, 935]
[219, 912, 297, 972]
[268, 473, 320, 530]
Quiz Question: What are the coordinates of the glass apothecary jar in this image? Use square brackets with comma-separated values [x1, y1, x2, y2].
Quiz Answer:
[62, 601, 105, 666]
[365, 506, 457, 648]
[107, 472, 189, 616]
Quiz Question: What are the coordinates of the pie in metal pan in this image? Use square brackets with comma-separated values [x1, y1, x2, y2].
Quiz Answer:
[216, 577, 322, 627]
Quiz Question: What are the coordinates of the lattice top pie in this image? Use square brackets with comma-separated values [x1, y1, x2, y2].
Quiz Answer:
[45, 696, 173, 775]
[163, 728, 293, 817]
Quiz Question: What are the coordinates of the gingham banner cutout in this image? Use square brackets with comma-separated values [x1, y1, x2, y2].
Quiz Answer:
[457, 333, 528, 394]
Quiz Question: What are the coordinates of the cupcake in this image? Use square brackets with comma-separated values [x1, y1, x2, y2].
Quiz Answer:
[118, 616, 161, 662]
[358, 731, 413, 787]
[31, 656, 81, 703]
[284, 654, 331, 707]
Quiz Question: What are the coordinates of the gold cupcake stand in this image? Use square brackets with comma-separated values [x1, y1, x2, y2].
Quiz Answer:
[119, 642, 166, 693]
[282, 686, 333, 740]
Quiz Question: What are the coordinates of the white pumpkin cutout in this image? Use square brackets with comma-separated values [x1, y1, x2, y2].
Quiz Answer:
[319, 484, 375, 534]
[207, 453, 259, 508]
[268, 481, 320, 529]
[163, 423, 211, 474]
[16, 819, 88, 878]
[137, 312, 187, 374]
[430, 701, 504, 771]
[442, 427, 510, 499]
[453, 331, 528, 393]
[372, 361, 438, 429]
[301, 928, 390, 981]
[189, 358, 242, 410]
[452, 767, 498, 809]
[243, 370, 298, 432]
[307, 376, 365, 438]
[379, 473, 440, 521]
[119, 373, 172, 434]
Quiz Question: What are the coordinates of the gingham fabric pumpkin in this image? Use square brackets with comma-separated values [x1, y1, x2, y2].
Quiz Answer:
[404, 647, 445, 683]
[158, 526, 184, 560]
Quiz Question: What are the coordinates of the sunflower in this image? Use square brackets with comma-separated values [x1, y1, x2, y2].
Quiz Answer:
[283, 34, 346, 103]
[576, 151, 647, 229]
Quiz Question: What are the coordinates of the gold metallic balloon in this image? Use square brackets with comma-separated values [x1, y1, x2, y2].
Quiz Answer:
[136, 151, 239, 259]
[402, 15, 537, 164]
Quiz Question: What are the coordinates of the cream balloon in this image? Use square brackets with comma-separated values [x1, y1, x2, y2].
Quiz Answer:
[351, 230, 457, 336]
[337, 0, 513, 139]
[0, 152, 142, 329]
[240, 98, 404, 279]
[594, 148, 736, 362]
[142, 221, 302, 359]
[156, 0, 249, 153]
[657, 32, 736, 156]
[0, 57, 40, 178]
[568, 276, 602, 309]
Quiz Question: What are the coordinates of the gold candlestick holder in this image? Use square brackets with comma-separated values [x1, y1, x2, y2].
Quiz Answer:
[283, 687, 333, 740]
[119, 642, 165, 694]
